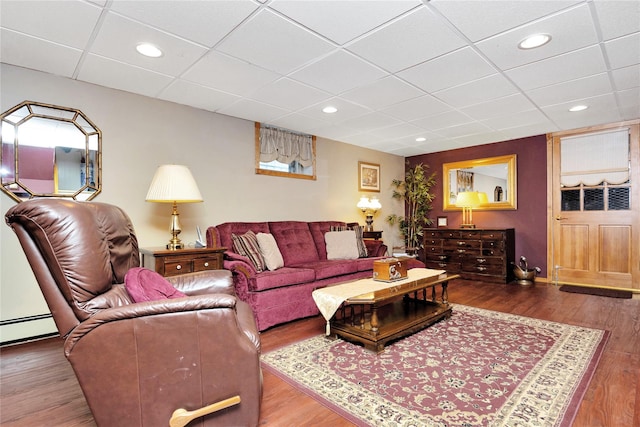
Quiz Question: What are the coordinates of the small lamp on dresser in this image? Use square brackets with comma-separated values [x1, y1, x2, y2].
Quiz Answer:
[456, 191, 487, 229]
[146, 164, 203, 250]
[357, 196, 382, 231]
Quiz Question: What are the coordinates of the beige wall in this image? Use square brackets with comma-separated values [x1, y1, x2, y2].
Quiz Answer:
[0, 64, 406, 342]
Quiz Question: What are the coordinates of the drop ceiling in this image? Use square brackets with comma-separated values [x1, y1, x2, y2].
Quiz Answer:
[1, 0, 638, 156]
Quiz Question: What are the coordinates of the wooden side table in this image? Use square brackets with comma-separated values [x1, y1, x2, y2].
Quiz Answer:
[362, 230, 383, 240]
[140, 247, 226, 277]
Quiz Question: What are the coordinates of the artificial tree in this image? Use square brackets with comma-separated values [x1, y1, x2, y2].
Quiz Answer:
[386, 162, 436, 254]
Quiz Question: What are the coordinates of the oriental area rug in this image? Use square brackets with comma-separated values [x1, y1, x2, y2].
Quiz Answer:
[261, 305, 609, 427]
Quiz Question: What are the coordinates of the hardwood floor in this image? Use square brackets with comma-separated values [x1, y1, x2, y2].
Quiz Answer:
[1, 279, 639, 426]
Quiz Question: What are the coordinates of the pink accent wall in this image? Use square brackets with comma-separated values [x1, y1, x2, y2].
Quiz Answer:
[408, 134, 548, 278]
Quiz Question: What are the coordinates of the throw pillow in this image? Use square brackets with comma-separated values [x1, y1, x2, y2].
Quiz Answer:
[232, 230, 266, 272]
[256, 232, 285, 271]
[124, 267, 186, 302]
[325, 230, 360, 260]
[351, 226, 369, 258]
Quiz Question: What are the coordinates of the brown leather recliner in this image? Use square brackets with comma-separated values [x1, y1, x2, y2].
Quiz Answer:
[5, 199, 262, 427]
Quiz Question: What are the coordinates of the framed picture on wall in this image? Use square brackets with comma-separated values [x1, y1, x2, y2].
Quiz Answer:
[437, 216, 448, 228]
[358, 161, 380, 192]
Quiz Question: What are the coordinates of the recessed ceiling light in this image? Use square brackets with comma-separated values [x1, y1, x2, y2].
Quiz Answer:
[518, 34, 552, 50]
[322, 106, 338, 114]
[415, 137, 426, 142]
[136, 43, 163, 58]
[569, 104, 589, 112]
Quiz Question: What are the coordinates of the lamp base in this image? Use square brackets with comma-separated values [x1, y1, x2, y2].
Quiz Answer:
[460, 224, 476, 229]
[166, 241, 184, 250]
[167, 202, 183, 250]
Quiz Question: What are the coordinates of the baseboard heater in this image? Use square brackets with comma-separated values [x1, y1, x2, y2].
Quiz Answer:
[0, 313, 58, 347]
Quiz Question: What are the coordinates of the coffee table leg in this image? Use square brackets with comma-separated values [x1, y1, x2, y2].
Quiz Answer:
[442, 281, 449, 304]
[370, 304, 379, 334]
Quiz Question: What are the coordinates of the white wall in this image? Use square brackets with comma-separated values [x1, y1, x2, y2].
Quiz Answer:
[0, 64, 406, 342]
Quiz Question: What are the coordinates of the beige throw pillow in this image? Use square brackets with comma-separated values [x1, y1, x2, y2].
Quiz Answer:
[325, 230, 359, 260]
[256, 232, 284, 271]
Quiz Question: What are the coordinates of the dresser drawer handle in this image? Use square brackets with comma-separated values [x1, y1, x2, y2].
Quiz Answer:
[204, 262, 209, 267]
[439, 255, 447, 260]
[439, 263, 447, 267]
[477, 258, 486, 263]
[477, 266, 487, 271]
[457, 249, 466, 253]
[176, 264, 182, 270]
[457, 241, 465, 246]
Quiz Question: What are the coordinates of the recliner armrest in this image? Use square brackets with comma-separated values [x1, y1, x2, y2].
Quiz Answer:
[168, 270, 235, 296]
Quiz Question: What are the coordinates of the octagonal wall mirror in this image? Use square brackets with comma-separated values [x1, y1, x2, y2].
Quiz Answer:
[1, 101, 102, 203]
[443, 154, 517, 211]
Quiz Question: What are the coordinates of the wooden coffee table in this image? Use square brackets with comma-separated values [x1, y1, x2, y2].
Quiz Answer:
[313, 270, 459, 353]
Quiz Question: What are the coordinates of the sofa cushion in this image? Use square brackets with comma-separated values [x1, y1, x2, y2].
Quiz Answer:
[251, 267, 316, 292]
[268, 221, 319, 265]
[293, 259, 358, 280]
[325, 230, 359, 260]
[308, 221, 346, 261]
[124, 267, 186, 302]
[256, 232, 284, 271]
[232, 231, 266, 272]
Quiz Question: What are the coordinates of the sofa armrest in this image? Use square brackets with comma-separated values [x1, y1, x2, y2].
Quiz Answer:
[223, 257, 257, 303]
[365, 240, 388, 257]
[167, 270, 235, 296]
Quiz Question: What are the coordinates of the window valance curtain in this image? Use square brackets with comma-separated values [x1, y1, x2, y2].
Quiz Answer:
[560, 128, 630, 187]
[259, 125, 313, 167]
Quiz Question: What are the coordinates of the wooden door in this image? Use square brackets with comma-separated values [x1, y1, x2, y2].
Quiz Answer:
[548, 121, 639, 290]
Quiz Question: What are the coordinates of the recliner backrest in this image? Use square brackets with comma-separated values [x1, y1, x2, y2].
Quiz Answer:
[5, 199, 140, 336]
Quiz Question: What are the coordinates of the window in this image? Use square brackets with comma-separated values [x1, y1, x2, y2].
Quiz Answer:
[255, 122, 316, 180]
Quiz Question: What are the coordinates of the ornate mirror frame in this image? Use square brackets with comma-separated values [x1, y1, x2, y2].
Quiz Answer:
[443, 154, 517, 211]
[1, 101, 102, 203]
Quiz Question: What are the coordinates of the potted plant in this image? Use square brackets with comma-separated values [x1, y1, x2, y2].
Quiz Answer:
[386, 162, 436, 255]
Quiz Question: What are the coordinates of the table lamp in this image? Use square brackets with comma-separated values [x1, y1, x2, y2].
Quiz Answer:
[456, 191, 482, 228]
[357, 196, 382, 231]
[146, 164, 203, 250]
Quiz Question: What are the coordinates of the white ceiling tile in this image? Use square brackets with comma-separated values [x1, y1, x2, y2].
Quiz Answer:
[434, 122, 493, 139]
[430, 0, 582, 42]
[593, 0, 640, 41]
[0, 0, 102, 49]
[461, 94, 536, 121]
[109, 0, 259, 47]
[248, 78, 330, 110]
[158, 80, 241, 113]
[347, 7, 466, 73]
[540, 93, 622, 129]
[215, 9, 335, 74]
[181, 51, 280, 97]
[341, 76, 424, 110]
[605, 32, 640, 70]
[449, 131, 510, 148]
[0, 29, 82, 78]
[481, 109, 552, 131]
[611, 65, 640, 91]
[380, 95, 453, 122]
[289, 50, 386, 94]
[78, 54, 174, 97]
[527, 73, 613, 107]
[340, 132, 389, 147]
[297, 97, 372, 123]
[90, 12, 208, 76]
[617, 87, 640, 117]
[310, 124, 360, 141]
[217, 98, 290, 124]
[369, 122, 427, 140]
[498, 123, 560, 140]
[336, 112, 402, 131]
[268, 0, 421, 45]
[412, 139, 462, 154]
[398, 47, 496, 93]
[506, 45, 607, 91]
[476, 4, 598, 70]
[411, 110, 474, 131]
[434, 74, 519, 108]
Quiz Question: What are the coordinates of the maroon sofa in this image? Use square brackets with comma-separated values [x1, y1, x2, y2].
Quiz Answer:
[207, 220, 424, 331]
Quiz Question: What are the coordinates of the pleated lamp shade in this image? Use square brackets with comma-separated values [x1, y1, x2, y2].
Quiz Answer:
[146, 165, 203, 203]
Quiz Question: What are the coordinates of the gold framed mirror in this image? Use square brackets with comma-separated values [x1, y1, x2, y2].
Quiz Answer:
[1, 101, 102, 203]
[443, 154, 517, 211]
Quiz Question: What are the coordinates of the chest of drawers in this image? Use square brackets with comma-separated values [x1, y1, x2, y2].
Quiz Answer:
[423, 229, 515, 283]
